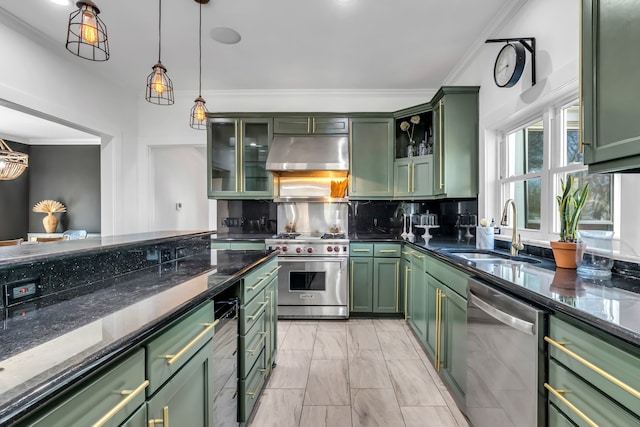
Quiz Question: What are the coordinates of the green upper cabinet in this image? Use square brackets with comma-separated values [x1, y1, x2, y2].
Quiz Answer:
[349, 117, 395, 199]
[581, 0, 640, 173]
[208, 117, 273, 199]
[274, 116, 349, 134]
[431, 87, 479, 198]
[393, 155, 433, 199]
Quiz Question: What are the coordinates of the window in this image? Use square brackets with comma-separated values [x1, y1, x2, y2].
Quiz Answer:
[498, 100, 614, 239]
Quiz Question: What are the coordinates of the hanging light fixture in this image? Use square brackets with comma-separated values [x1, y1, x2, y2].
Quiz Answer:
[0, 139, 29, 180]
[190, 0, 209, 129]
[66, 1, 109, 61]
[146, 0, 174, 105]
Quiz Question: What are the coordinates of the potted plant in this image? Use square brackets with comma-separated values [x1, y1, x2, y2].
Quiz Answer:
[551, 176, 589, 269]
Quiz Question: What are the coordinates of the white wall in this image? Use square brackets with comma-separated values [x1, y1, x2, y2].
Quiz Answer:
[0, 14, 139, 237]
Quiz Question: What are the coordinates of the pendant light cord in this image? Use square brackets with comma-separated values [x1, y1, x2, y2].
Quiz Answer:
[198, 1, 202, 96]
[158, 0, 162, 62]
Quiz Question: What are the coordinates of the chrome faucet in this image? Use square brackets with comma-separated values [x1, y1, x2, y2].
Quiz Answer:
[501, 199, 524, 256]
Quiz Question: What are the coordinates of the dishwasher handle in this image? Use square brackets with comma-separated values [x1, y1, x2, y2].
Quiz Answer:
[468, 290, 536, 336]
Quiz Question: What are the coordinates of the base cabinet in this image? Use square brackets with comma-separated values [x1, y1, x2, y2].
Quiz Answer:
[403, 247, 427, 343]
[350, 243, 401, 315]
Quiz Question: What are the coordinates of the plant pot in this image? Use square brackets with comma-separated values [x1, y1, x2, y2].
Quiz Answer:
[550, 241, 578, 269]
[42, 213, 58, 233]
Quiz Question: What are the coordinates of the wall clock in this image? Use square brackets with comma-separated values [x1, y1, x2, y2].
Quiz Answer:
[493, 42, 526, 88]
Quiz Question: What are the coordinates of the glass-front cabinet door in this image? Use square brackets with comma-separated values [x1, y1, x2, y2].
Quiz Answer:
[208, 117, 273, 199]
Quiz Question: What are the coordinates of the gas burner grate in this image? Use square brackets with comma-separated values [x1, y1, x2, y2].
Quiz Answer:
[272, 233, 301, 239]
[321, 233, 346, 240]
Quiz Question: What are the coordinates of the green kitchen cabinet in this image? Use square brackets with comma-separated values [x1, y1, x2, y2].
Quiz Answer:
[121, 404, 147, 427]
[440, 283, 467, 404]
[546, 314, 640, 424]
[208, 117, 273, 199]
[265, 276, 278, 369]
[404, 247, 427, 343]
[147, 338, 215, 427]
[424, 273, 438, 359]
[401, 256, 411, 320]
[350, 256, 374, 313]
[581, 0, 640, 173]
[431, 87, 479, 198]
[373, 258, 401, 313]
[393, 155, 433, 199]
[349, 117, 395, 199]
[274, 116, 349, 134]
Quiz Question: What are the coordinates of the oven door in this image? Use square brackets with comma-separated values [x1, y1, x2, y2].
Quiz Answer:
[277, 257, 348, 307]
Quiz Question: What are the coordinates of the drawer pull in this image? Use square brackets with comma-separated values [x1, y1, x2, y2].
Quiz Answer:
[247, 332, 267, 355]
[148, 406, 169, 427]
[352, 248, 371, 252]
[379, 249, 398, 253]
[265, 265, 282, 276]
[413, 254, 424, 259]
[545, 336, 640, 400]
[401, 251, 411, 255]
[249, 272, 274, 291]
[246, 369, 269, 398]
[544, 383, 598, 427]
[92, 379, 149, 427]
[164, 320, 219, 365]
[248, 302, 268, 321]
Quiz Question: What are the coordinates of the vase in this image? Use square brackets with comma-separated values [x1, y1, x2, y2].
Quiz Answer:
[550, 241, 578, 269]
[43, 213, 58, 233]
[407, 143, 415, 157]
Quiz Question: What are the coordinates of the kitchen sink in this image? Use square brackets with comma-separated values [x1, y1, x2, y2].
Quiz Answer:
[446, 250, 541, 265]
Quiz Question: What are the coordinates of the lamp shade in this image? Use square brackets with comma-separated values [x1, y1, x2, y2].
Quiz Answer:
[190, 96, 208, 130]
[66, 0, 109, 61]
[0, 139, 29, 180]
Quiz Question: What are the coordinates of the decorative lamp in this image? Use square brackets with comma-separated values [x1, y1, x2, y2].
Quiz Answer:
[190, 0, 209, 129]
[66, 0, 110, 61]
[0, 139, 29, 180]
[146, 0, 174, 105]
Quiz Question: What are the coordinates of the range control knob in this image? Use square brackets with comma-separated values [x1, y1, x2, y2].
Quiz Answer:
[282, 246, 288, 252]
[307, 247, 313, 253]
[275, 246, 281, 251]
[296, 247, 302, 253]
[327, 246, 333, 252]
[333, 246, 340, 252]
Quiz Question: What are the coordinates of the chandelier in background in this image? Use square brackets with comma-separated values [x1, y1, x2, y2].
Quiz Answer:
[146, 0, 175, 105]
[66, 0, 109, 61]
[190, 0, 209, 130]
[0, 139, 29, 180]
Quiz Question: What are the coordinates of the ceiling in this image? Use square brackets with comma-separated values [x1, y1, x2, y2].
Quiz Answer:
[0, 0, 516, 142]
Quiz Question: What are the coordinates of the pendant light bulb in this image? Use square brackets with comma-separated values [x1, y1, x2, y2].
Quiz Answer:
[152, 67, 167, 94]
[194, 100, 206, 122]
[190, 96, 208, 129]
[80, 6, 98, 44]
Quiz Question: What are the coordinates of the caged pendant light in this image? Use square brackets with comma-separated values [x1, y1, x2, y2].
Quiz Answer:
[190, 0, 209, 130]
[146, 0, 174, 105]
[0, 139, 29, 180]
[66, 0, 109, 61]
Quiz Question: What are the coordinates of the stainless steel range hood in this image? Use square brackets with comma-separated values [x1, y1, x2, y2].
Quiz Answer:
[266, 135, 349, 176]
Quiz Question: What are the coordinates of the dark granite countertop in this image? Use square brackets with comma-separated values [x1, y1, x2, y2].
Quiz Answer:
[0, 231, 215, 269]
[0, 248, 277, 426]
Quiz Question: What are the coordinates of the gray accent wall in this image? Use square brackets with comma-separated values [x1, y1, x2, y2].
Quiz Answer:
[28, 145, 101, 234]
[0, 141, 30, 241]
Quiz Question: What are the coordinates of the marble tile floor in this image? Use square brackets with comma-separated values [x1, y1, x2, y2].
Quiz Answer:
[248, 318, 470, 427]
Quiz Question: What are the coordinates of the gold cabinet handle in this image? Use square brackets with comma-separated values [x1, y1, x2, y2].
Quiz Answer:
[413, 253, 424, 259]
[148, 406, 169, 427]
[92, 380, 149, 427]
[544, 383, 598, 427]
[164, 320, 219, 365]
[436, 288, 441, 371]
[246, 369, 268, 398]
[248, 272, 273, 291]
[308, 117, 312, 133]
[404, 266, 410, 320]
[379, 249, 398, 253]
[265, 265, 282, 276]
[401, 251, 411, 255]
[411, 162, 415, 193]
[239, 121, 244, 192]
[395, 262, 400, 312]
[248, 302, 268, 321]
[247, 332, 267, 355]
[407, 163, 411, 193]
[234, 120, 239, 193]
[352, 248, 371, 252]
[350, 260, 354, 311]
[544, 337, 640, 400]
[438, 100, 444, 190]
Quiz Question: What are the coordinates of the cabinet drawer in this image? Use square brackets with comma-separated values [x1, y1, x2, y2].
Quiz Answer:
[374, 243, 401, 257]
[240, 288, 266, 334]
[239, 311, 267, 378]
[243, 259, 278, 302]
[548, 402, 578, 427]
[548, 316, 640, 418]
[350, 243, 374, 257]
[146, 301, 215, 395]
[27, 349, 146, 427]
[424, 255, 468, 297]
[239, 349, 268, 422]
[547, 360, 640, 426]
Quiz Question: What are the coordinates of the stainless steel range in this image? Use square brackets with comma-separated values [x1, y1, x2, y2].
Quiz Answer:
[266, 232, 349, 319]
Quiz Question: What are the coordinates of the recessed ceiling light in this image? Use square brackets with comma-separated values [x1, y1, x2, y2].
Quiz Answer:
[50, 0, 70, 5]
[210, 27, 241, 45]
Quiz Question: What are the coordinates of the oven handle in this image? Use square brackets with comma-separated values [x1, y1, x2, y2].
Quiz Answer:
[278, 257, 348, 264]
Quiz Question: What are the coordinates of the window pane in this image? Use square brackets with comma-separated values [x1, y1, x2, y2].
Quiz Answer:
[507, 120, 543, 176]
[504, 179, 541, 230]
[563, 104, 583, 164]
[566, 171, 612, 222]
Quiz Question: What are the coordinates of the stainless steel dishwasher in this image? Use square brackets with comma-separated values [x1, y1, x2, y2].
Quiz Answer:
[466, 277, 547, 427]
